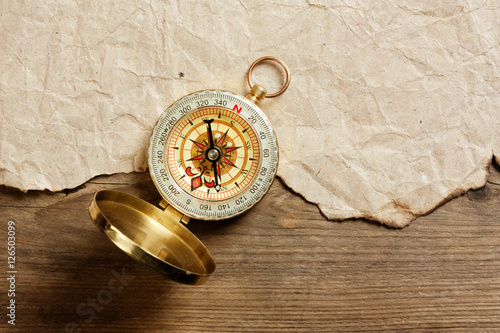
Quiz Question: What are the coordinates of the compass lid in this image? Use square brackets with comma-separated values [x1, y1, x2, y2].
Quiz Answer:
[89, 190, 216, 285]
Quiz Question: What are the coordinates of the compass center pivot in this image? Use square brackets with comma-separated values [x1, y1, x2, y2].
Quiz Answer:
[206, 148, 220, 162]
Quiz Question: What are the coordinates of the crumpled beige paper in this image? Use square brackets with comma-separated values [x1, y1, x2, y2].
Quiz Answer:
[1, 0, 498, 227]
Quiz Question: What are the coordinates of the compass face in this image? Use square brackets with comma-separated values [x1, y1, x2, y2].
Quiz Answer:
[148, 90, 278, 220]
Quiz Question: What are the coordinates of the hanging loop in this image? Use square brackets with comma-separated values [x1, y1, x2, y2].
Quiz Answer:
[247, 56, 291, 98]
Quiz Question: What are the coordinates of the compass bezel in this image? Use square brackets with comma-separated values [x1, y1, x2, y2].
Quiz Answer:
[148, 90, 278, 221]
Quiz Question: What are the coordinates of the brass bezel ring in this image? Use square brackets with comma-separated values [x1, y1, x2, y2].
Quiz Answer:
[247, 56, 291, 98]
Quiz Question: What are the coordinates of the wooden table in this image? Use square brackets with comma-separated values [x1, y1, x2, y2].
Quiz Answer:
[1, 163, 499, 332]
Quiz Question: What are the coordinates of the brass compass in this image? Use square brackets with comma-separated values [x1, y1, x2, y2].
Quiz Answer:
[89, 57, 291, 285]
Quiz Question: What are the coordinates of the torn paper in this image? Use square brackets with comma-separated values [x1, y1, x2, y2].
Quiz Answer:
[0, 0, 498, 227]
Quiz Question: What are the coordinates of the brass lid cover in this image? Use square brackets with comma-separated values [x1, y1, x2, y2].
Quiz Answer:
[89, 190, 215, 285]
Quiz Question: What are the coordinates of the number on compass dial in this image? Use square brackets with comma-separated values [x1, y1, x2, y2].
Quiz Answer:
[166, 108, 260, 200]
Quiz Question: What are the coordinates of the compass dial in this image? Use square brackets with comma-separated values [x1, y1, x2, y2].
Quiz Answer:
[149, 90, 278, 220]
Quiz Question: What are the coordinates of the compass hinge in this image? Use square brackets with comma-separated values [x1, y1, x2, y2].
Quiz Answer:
[159, 199, 191, 225]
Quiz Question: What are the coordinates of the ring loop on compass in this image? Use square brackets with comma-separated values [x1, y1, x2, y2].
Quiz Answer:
[247, 56, 291, 98]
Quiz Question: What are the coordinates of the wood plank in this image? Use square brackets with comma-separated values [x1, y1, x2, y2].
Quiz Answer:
[1, 163, 499, 332]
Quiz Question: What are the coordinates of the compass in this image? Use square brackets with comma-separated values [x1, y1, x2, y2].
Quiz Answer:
[149, 89, 278, 220]
[89, 57, 291, 285]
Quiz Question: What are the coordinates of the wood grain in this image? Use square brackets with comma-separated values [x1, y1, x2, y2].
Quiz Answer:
[1, 162, 499, 332]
